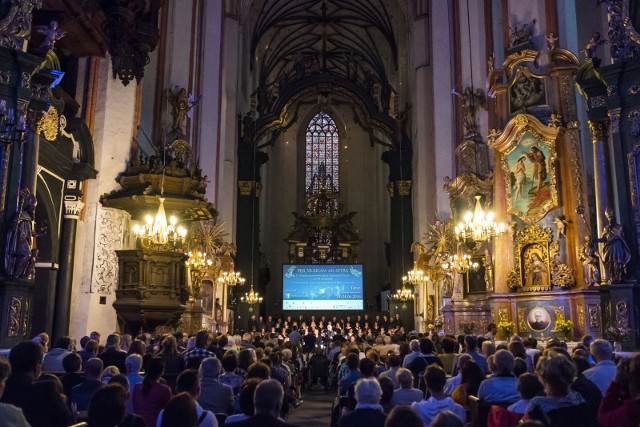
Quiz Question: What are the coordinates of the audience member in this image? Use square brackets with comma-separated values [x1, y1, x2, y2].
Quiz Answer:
[478, 349, 519, 403]
[232, 379, 301, 427]
[0, 358, 30, 427]
[158, 369, 217, 426]
[132, 357, 172, 427]
[60, 352, 85, 397]
[183, 331, 213, 370]
[1, 341, 74, 427]
[391, 368, 423, 406]
[464, 336, 488, 375]
[220, 351, 244, 395]
[384, 405, 423, 427]
[80, 339, 99, 368]
[159, 392, 198, 427]
[431, 410, 465, 427]
[444, 354, 472, 396]
[338, 378, 386, 427]
[451, 360, 483, 408]
[42, 336, 72, 373]
[125, 354, 144, 413]
[88, 384, 128, 427]
[401, 339, 418, 367]
[71, 357, 105, 411]
[407, 338, 443, 388]
[338, 353, 361, 396]
[508, 373, 544, 414]
[524, 350, 591, 426]
[99, 334, 127, 373]
[198, 357, 233, 415]
[225, 378, 263, 424]
[379, 353, 401, 389]
[583, 339, 616, 394]
[597, 354, 640, 427]
[101, 365, 121, 384]
[412, 365, 465, 426]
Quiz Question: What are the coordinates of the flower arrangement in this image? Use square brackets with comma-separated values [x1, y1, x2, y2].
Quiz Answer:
[459, 321, 477, 335]
[554, 319, 574, 340]
[497, 321, 516, 339]
[605, 325, 634, 342]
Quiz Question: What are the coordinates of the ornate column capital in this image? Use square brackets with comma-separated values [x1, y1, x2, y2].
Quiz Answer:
[63, 200, 84, 220]
[237, 180, 262, 197]
[588, 119, 610, 142]
[387, 180, 413, 197]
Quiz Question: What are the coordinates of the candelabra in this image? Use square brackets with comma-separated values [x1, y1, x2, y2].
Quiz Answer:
[440, 252, 479, 275]
[454, 196, 506, 242]
[133, 198, 187, 250]
[217, 270, 245, 287]
[403, 261, 430, 287]
[240, 284, 263, 311]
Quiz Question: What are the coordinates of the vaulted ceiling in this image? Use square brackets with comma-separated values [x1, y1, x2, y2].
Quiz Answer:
[247, 0, 408, 89]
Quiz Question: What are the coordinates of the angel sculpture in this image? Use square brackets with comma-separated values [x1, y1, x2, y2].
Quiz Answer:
[552, 217, 568, 241]
[582, 32, 608, 60]
[37, 21, 66, 52]
[167, 86, 198, 135]
[580, 235, 601, 287]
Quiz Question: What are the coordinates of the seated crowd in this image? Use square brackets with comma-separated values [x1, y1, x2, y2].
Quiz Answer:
[0, 319, 637, 427]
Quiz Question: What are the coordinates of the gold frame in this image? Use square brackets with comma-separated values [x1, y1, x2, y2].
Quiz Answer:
[508, 68, 548, 116]
[489, 114, 561, 224]
[506, 224, 575, 291]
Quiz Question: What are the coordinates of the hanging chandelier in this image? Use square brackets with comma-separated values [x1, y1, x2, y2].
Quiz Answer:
[403, 261, 430, 287]
[389, 285, 418, 302]
[133, 197, 187, 250]
[441, 252, 479, 275]
[240, 284, 263, 311]
[217, 270, 245, 287]
[454, 196, 506, 242]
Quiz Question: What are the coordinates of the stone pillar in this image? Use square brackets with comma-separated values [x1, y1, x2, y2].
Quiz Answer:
[588, 119, 612, 274]
[52, 187, 84, 340]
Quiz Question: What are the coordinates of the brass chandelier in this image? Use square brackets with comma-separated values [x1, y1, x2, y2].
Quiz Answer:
[240, 284, 263, 311]
[133, 198, 187, 250]
[454, 196, 506, 242]
[440, 252, 479, 275]
[217, 270, 246, 287]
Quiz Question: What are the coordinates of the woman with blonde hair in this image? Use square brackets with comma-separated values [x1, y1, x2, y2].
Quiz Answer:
[523, 350, 590, 426]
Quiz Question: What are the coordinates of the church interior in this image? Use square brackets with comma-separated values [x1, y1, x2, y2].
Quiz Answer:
[1, 0, 640, 355]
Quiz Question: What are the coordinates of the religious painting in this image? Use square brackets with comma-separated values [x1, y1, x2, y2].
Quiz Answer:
[489, 114, 559, 224]
[520, 243, 551, 291]
[201, 279, 214, 314]
[463, 255, 487, 295]
[527, 306, 551, 332]
[508, 68, 547, 116]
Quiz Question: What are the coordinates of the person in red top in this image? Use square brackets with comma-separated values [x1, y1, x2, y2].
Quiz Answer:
[132, 357, 172, 427]
[597, 354, 640, 427]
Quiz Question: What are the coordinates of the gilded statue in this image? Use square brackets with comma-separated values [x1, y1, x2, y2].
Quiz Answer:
[167, 86, 197, 135]
[5, 189, 44, 279]
[598, 207, 631, 282]
[580, 235, 601, 287]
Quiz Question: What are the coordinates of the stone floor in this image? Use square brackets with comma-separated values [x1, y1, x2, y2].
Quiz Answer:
[287, 390, 336, 427]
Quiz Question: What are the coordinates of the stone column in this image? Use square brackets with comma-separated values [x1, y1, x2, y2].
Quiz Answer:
[52, 192, 84, 340]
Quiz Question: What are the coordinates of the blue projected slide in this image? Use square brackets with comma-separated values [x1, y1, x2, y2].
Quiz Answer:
[282, 264, 363, 310]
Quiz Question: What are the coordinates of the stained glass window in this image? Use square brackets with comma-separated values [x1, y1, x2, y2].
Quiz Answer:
[305, 112, 339, 194]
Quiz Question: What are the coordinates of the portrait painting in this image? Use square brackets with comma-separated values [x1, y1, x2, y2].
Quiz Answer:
[520, 243, 551, 291]
[527, 306, 551, 332]
[504, 130, 557, 222]
[464, 256, 487, 295]
[509, 68, 547, 115]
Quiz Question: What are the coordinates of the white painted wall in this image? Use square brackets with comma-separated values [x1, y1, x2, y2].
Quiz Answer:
[69, 58, 137, 342]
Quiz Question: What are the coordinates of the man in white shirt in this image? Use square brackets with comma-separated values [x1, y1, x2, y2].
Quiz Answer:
[156, 369, 217, 427]
[412, 365, 466, 426]
[583, 339, 616, 394]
